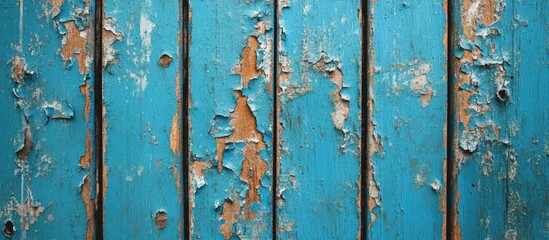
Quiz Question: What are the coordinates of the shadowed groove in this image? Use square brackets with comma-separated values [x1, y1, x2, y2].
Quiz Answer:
[93, 0, 104, 238]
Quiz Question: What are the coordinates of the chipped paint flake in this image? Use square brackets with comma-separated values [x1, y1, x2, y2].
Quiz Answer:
[191, 161, 211, 189]
[79, 78, 93, 169]
[11, 56, 31, 83]
[48, 0, 65, 18]
[61, 21, 89, 74]
[102, 18, 123, 67]
[219, 193, 241, 240]
[215, 91, 268, 220]
[233, 36, 261, 88]
[154, 211, 168, 229]
[327, 68, 350, 130]
[407, 61, 434, 107]
[42, 101, 74, 119]
[80, 177, 95, 240]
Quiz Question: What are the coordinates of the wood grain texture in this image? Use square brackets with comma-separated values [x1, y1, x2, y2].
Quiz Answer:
[276, 1, 362, 239]
[450, 0, 549, 239]
[188, 1, 274, 239]
[0, 1, 547, 239]
[0, 0, 96, 239]
[102, 0, 184, 238]
[367, 0, 448, 239]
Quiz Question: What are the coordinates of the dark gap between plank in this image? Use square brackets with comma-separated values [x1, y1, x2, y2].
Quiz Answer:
[360, 0, 369, 239]
[446, 0, 455, 239]
[181, 0, 191, 239]
[93, 0, 104, 238]
[272, 0, 279, 239]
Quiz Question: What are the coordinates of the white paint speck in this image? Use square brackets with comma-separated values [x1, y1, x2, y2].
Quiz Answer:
[303, 3, 311, 15]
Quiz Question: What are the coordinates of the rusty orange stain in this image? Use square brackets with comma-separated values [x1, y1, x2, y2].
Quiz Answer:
[48, 0, 65, 18]
[366, 49, 382, 229]
[233, 36, 261, 88]
[79, 78, 93, 169]
[81, 176, 95, 240]
[451, 190, 463, 240]
[17, 125, 32, 162]
[420, 86, 434, 107]
[215, 91, 268, 221]
[170, 74, 182, 155]
[461, 0, 499, 40]
[102, 19, 123, 68]
[219, 192, 241, 240]
[79, 77, 94, 239]
[159, 54, 173, 68]
[155, 211, 168, 229]
[11, 56, 29, 83]
[61, 21, 88, 74]
[191, 161, 210, 178]
[326, 68, 350, 130]
[18, 197, 45, 231]
[102, 103, 108, 206]
[440, 160, 448, 240]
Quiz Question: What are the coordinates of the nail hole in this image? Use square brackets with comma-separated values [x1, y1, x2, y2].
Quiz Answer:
[497, 89, 509, 101]
[155, 211, 167, 229]
[4, 220, 14, 237]
[159, 54, 173, 68]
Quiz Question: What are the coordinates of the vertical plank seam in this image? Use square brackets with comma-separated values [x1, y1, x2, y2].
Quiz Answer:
[504, 0, 515, 235]
[93, 0, 104, 238]
[446, 0, 454, 239]
[360, 0, 369, 239]
[272, 0, 279, 239]
[182, 0, 190, 238]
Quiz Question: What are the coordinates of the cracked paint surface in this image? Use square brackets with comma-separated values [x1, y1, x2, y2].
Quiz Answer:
[451, 0, 549, 239]
[276, 1, 361, 239]
[0, 0, 546, 239]
[0, 0, 96, 239]
[189, 1, 274, 239]
[102, 0, 184, 239]
[367, 0, 448, 239]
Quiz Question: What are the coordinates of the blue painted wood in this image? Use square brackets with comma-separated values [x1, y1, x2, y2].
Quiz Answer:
[0, 0, 96, 239]
[367, 0, 448, 239]
[0, 1, 546, 239]
[102, 0, 184, 238]
[451, 0, 549, 239]
[276, 1, 362, 239]
[188, 1, 274, 239]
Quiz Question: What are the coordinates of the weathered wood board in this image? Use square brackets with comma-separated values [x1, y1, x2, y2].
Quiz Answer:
[101, 0, 184, 238]
[187, 1, 274, 239]
[450, 0, 549, 239]
[367, 0, 448, 238]
[0, 0, 96, 239]
[0, 0, 547, 239]
[276, 1, 362, 239]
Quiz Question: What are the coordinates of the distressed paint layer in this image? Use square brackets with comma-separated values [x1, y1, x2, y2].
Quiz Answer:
[0, 0, 96, 239]
[367, 0, 448, 239]
[276, 1, 362, 239]
[451, 0, 549, 239]
[102, 0, 184, 238]
[188, 1, 274, 239]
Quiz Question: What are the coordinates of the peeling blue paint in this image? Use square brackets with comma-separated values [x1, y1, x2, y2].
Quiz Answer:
[367, 0, 448, 239]
[276, 1, 362, 239]
[102, 0, 184, 238]
[188, 1, 274, 239]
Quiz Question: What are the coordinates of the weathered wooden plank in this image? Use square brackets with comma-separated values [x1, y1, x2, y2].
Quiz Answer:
[450, 0, 549, 239]
[366, 0, 448, 238]
[102, 0, 184, 238]
[0, 0, 96, 239]
[275, 1, 362, 238]
[188, 1, 274, 239]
